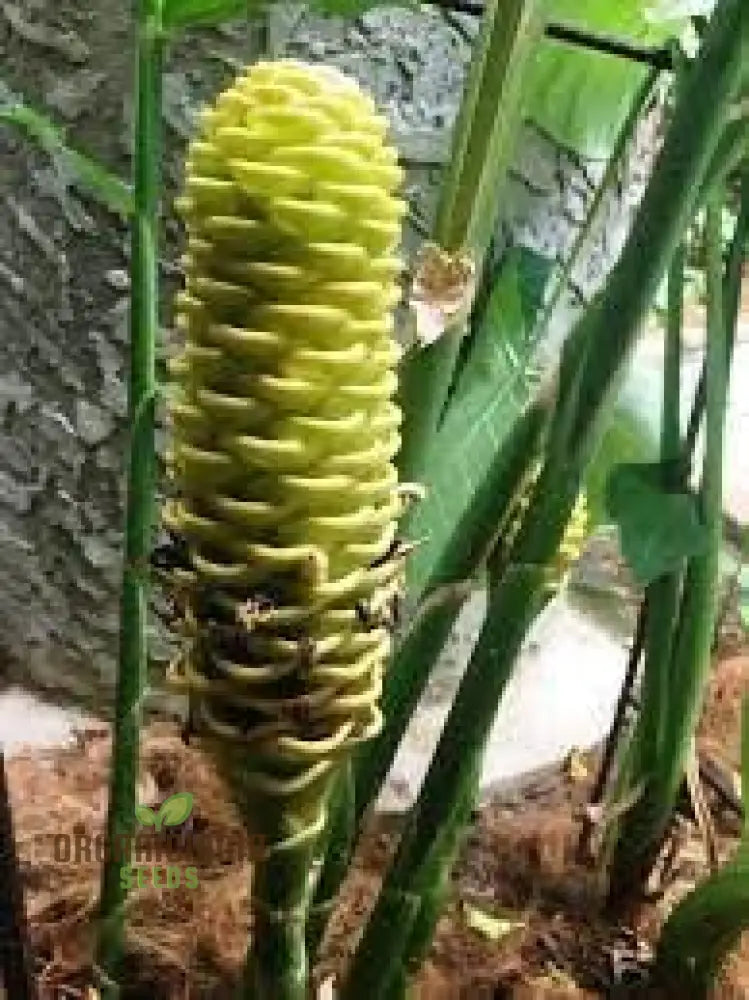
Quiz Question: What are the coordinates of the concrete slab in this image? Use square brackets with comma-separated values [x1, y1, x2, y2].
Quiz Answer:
[377, 586, 632, 812]
[0, 686, 84, 756]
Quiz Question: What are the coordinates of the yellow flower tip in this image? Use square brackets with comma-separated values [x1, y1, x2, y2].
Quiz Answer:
[165, 61, 407, 826]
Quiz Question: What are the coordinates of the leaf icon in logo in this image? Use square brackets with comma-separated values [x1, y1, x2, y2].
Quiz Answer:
[135, 804, 156, 827]
[155, 791, 194, 831]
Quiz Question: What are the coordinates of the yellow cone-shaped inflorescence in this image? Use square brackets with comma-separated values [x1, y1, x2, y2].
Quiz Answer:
[511, 478, 589, 591]
[554, 490, 589, 582]
[164, 60, 408, 845]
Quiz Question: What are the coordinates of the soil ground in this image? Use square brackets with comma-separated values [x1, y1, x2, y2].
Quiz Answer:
[4, 639, 749, 999]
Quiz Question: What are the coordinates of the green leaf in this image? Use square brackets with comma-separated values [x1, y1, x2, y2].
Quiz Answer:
[0, 89, 132, 218]
[135, 804, 156, 827]
[161, 0, 260, 28]
[529, 0, 707, 157]
[155, 791, 194, 830]
[405, 248, 552, 598]
[584, 402, 657, 526]
[161, 0, 397, 27]
[607, 463, 707, 584]
[606, 462, 708, 584]
[397, 0, 545, 484]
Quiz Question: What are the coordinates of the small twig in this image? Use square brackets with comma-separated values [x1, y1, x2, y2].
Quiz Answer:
[0, 750, 37, 1000]
[432, 2, 677, 70]
[592, 607, 647, 802]
[699, 752, 743, 819]
[685, 740, 719, 872]
[544, 21, 674, 71]
[647, 817, 692, 900]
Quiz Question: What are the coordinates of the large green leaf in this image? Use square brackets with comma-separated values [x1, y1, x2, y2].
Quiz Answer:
[161, 0, 259, 28]
[606, 461, 708, 584]
[162, 0, 408, 27]
[405, 247, 552, 597]
[529, 0, 711, 157]
[397, 0, 545, 485]
[584, 402, 657, 526]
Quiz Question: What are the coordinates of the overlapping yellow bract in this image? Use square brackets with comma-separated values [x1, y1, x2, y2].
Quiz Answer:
[554, 491, 589, 581]
[164, 60, 407, 838]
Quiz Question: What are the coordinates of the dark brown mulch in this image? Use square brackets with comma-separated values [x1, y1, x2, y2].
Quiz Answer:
[3, 645, 749, 999]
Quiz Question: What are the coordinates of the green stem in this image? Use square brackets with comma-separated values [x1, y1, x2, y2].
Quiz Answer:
[306, 762, 355, 958]
[354, 400, 548, 821]
[344, 5, 748, 994]
[686, 168, 749, 456]
[342, 561, 549, 1000]
[97, 2, 162, 988]
[607, 173, 748, 902]
[536, 67, 662, 349]
[655, 860, 749, 997]
[654, 187, 730, 840]
[566, 2, 747, 455]
[701, 118, 749, 196]
[397, 0, 543, 483]
[638, 245, 686, 770]
[662, 247, 685, 464]
[244, 833, 315, 1000]
[378, 770, 480, 999]
[306, 402, 546, 965]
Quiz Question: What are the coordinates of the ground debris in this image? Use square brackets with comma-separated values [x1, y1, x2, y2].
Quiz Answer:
[5, 645, 749, 998]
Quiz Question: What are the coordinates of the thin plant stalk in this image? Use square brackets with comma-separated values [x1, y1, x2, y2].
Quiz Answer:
[0, 751, 37, 1000]
[306, 761, 355, 958]
[608, 185, 735, 902]
[243, 817, 316, 1000]
[343, 5, 748, 994]
[638, 246, 686, 771]
[341, 564, 546, 1000]
[97, 0, 163, 985]
[397, 0, 543, 483]
[590, 172, 749, 824]
[686, 169, 749, 457]
[534, 66, 662, 351]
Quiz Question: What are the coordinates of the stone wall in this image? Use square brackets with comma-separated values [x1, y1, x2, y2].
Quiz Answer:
[0, 2, 658, 712]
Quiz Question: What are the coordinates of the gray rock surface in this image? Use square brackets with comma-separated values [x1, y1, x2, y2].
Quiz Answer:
[0, 3, 659, 713]
[379, 584, 634, 812]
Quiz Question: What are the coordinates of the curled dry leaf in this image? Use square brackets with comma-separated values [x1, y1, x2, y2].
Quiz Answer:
[564, 747, 591, 784]
[460, 900, 526, 942]
[409, 242, 476, 347]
